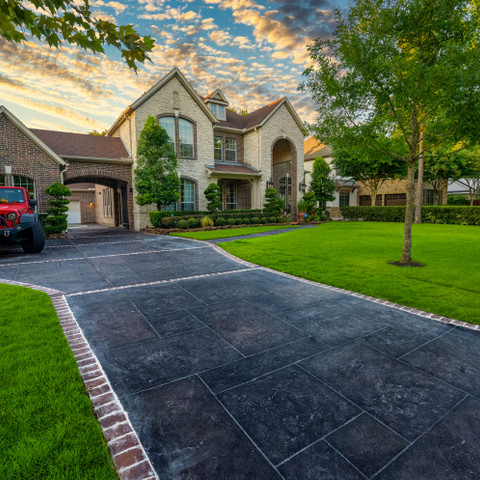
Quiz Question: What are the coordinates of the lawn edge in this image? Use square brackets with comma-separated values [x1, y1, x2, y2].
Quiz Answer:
[0, 278, 159, 480]
[210, 244, 480, 332]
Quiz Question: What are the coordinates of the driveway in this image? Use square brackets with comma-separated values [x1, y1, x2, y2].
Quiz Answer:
[1, 226, 479, 479]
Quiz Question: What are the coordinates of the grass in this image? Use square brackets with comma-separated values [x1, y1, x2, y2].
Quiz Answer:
[0, 284, 117, 480]
[170, 224, 298, 240]
[220, 222, 480, 324]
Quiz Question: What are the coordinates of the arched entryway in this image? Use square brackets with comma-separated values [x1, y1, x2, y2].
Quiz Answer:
[271, 137, 298, 215]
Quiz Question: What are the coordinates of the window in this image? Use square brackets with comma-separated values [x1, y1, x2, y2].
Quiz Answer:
[0, 175, 5, 186]
[279, 177, 292, 197]
[424, 189, 434, 205]
[181, 179, 196, 211]
[159, 117, 175, 149]
[103, 188, 113, 217]
[225, 138, 237, 162]
[178, 119, 194, 158]
[209, 103, 226, 120]
[214, 136, 223, 162]
[12, 175, 35, 198]
[224, 182, 238, 210]
[339, 191, 350, 207]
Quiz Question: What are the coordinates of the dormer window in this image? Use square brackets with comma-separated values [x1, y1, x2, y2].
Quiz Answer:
[209, 103, 226, 120]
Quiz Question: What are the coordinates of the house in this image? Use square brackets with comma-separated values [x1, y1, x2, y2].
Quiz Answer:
[0, 68, 305, 230]
[304, 137, 447, 217]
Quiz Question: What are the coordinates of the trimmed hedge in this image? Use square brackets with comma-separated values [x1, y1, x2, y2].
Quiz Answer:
[341, 206, 480, 225]
[150, 209, 262, 227]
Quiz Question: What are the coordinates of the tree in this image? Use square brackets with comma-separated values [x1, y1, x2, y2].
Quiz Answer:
[301, 0, 480, 265]
[134, 115, 179, 211]
[456, 147, 480, 205]
[43, 182, 72, 235]
[423, 152, 463, 205]
[204, 183, 222, 212]
[297, 191, 317, 214]
[1, 0, 154, 71]
[88, 130, 107, 136]
[310, 156, 336, 208]
[333, 143, 405, 206]
[263, 188, 283, 216]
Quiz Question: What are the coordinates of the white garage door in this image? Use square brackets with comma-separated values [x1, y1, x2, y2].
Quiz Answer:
[67, 201, 81, 224]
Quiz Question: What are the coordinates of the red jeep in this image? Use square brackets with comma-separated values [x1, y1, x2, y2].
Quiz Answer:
[0, 186, 45, 253]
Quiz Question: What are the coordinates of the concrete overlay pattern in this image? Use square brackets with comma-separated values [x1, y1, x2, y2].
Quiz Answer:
[1, 226, 479, 480]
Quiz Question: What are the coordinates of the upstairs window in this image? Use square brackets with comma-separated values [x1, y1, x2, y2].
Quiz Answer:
[12, 175, 35, 199]
[178, 119, 194, 158]
[225, 138, 237, 162]
[209, 103, 226, 120]
[159, 117, 175, 150]
[214, 136, 223, 162]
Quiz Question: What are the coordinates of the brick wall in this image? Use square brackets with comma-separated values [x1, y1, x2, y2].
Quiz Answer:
[69, 189, 96, 223]
[0, 112, 62, 213]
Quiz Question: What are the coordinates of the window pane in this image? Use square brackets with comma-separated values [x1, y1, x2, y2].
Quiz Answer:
[210, 103, 217, 115]
[224, 182, 237, 210]
[159, 117, 175, 147]
[214, 136, 223, 162]
[181, 179, 195, 211]
[218, 105, 225, 119]
[178, 119, 194, 158]
[225, 138, 237, 162]
[0, 175, 5, 186]
[13, 175, 35, 198]
[339, 191, 350, 207]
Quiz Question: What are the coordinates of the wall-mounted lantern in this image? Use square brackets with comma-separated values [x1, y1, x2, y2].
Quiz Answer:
[266, 178, 274, 189]
[299, 181, 307, 193]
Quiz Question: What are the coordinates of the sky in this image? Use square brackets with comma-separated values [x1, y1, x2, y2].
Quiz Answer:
[0, 0, 349, 133]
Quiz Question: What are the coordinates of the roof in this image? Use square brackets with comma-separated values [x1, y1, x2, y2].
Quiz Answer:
[0, 106, 65, 165]
[206, 163, 262, 176]
[31, 129, 130, 159]
[336, 180, 359, 190]
[304, 137, 333, 160]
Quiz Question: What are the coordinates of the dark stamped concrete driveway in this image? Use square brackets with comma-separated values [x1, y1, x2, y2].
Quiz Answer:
[1, 226, 480, 479]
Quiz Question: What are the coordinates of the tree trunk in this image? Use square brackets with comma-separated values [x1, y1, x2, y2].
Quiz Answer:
[414, 127, 424, 223]
[157, 202, 162, 211]
[401, 160, 416, 265]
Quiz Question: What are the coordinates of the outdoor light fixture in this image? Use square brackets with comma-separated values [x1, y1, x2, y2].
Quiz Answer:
[266, 178, 274, 189]
[89, 202, 94, 208]
[299, 182, 307, 193]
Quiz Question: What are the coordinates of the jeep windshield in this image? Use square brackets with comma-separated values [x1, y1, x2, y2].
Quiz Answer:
[0, 188, 26, 204]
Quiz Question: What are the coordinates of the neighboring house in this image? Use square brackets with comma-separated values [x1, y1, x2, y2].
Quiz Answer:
[109, 68, 305, 229]
[304, 137, 447, 218]
[0, 67, 305, 230]
[448, 179, 480, 205]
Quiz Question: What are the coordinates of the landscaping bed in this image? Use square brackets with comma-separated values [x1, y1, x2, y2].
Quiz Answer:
[220, 222, 480, 324]
[168, 225, 300, 240]
[0, 284, 117, 480]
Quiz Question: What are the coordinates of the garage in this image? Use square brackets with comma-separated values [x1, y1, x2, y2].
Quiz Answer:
[67, 201, 81, 224]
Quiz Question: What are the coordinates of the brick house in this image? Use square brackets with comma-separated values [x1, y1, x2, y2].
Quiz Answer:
[1, 68, 305, 230]
[304, 137, 447, 218]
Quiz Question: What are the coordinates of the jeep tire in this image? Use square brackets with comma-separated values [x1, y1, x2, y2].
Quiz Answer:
[21, 223, 45, 253]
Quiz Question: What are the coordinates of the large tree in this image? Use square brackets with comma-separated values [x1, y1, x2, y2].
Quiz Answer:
[1, 0, 154, 71]
[310, 156, 336, 207]
[333, 142, 405, 206]
[134, 115, 179, 211]
[301, 0, 480, 265]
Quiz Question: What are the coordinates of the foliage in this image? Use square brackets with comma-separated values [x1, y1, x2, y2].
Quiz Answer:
[309, 157, 336, 206]
[263, 188, 283, 215]
[149, 208, 262, 226]
[204, 183, 222, 213]
[0, 0, 154, 71]
[297, 191, 317, 214]
[333, 144, 405, 206]
[242, 217, 250, 224]
[215, 217, 226, 226]
[200, 216, 214, 227]
[187, 217, 199, 228]
[454, 147, 480, 205]
[300, 0, 480, 264]
[251, 217, 260, 224]
[171, 225, 299, 241]
[447, 195, 470, 206]
[161, 216, 174, 228]
[341, 206, 480, 225]
[177, 219, 189, 229]
[235, 218, 243, 225]
[268, 216, 276, 223]
[134, 115, 179, 211]
[0, 284, 118, 479]
[227, 218, 236, 225]
[43, 182, 71, 234]
[88, 130, 107, 136]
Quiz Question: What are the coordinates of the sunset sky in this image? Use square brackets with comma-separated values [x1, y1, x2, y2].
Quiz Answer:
[1, 0, 349, 133]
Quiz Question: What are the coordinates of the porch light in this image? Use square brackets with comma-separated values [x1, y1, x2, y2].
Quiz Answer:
[266, 178, 274, 189]
[299, 182, 307, 193]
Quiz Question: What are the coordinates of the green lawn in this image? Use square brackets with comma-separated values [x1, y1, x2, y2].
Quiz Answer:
[220, 222, 480, 324]
[0, 284, 117, 480]
[170, 225, 298, 240]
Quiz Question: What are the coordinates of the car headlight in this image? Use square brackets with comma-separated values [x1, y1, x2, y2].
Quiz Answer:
[7, 212, 17, 221]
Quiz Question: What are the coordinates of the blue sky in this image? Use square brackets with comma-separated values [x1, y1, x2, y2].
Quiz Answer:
[0, 0, 349, 133]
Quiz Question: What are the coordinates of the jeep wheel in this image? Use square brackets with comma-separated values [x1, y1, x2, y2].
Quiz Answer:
[21, 223, 45, 253]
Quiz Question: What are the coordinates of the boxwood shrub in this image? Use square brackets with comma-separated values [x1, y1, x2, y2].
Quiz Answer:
[177, 219, 189, 229]
[187, 217, 200, 228]
[242, 217, 250, 224]
[150, 209, 263, 227]
[251, 216, 260, 224]
[235, 218, 243, 225]
[268, 216, 276, 223]
[227, 218, 236, 225]
[215, 217, 226, 226]
[341, 206, 480, 225]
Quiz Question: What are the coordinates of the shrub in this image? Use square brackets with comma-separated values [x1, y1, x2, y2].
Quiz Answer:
[177, 219, 189, 229]
[341, 206, 406, 222]
[267, 216, 276, 223]
[227, 218, 236, 225]
[42, 182, 72, 235]
[161, 216, 174, 228]
[263, 188, 283, 216]
[278, 213, 291, 223]
[297, 192, 317, 214]
[235, 218, 243, 225]
[204, 183, 222, 212]
[201, 216, 214, 227]
[447, 194, 470, 206]
[215, 217, 226, 226]
[187, 217, 200, 228]
[242, 217, 250, 224]
[251, 216, 260, 224]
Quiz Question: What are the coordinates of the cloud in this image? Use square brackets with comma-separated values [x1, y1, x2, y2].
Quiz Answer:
[91, 0, 127, 13]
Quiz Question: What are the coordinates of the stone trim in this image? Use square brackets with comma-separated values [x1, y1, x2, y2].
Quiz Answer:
[0, 279, 158, 480]
[209, 244, 480, 332]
